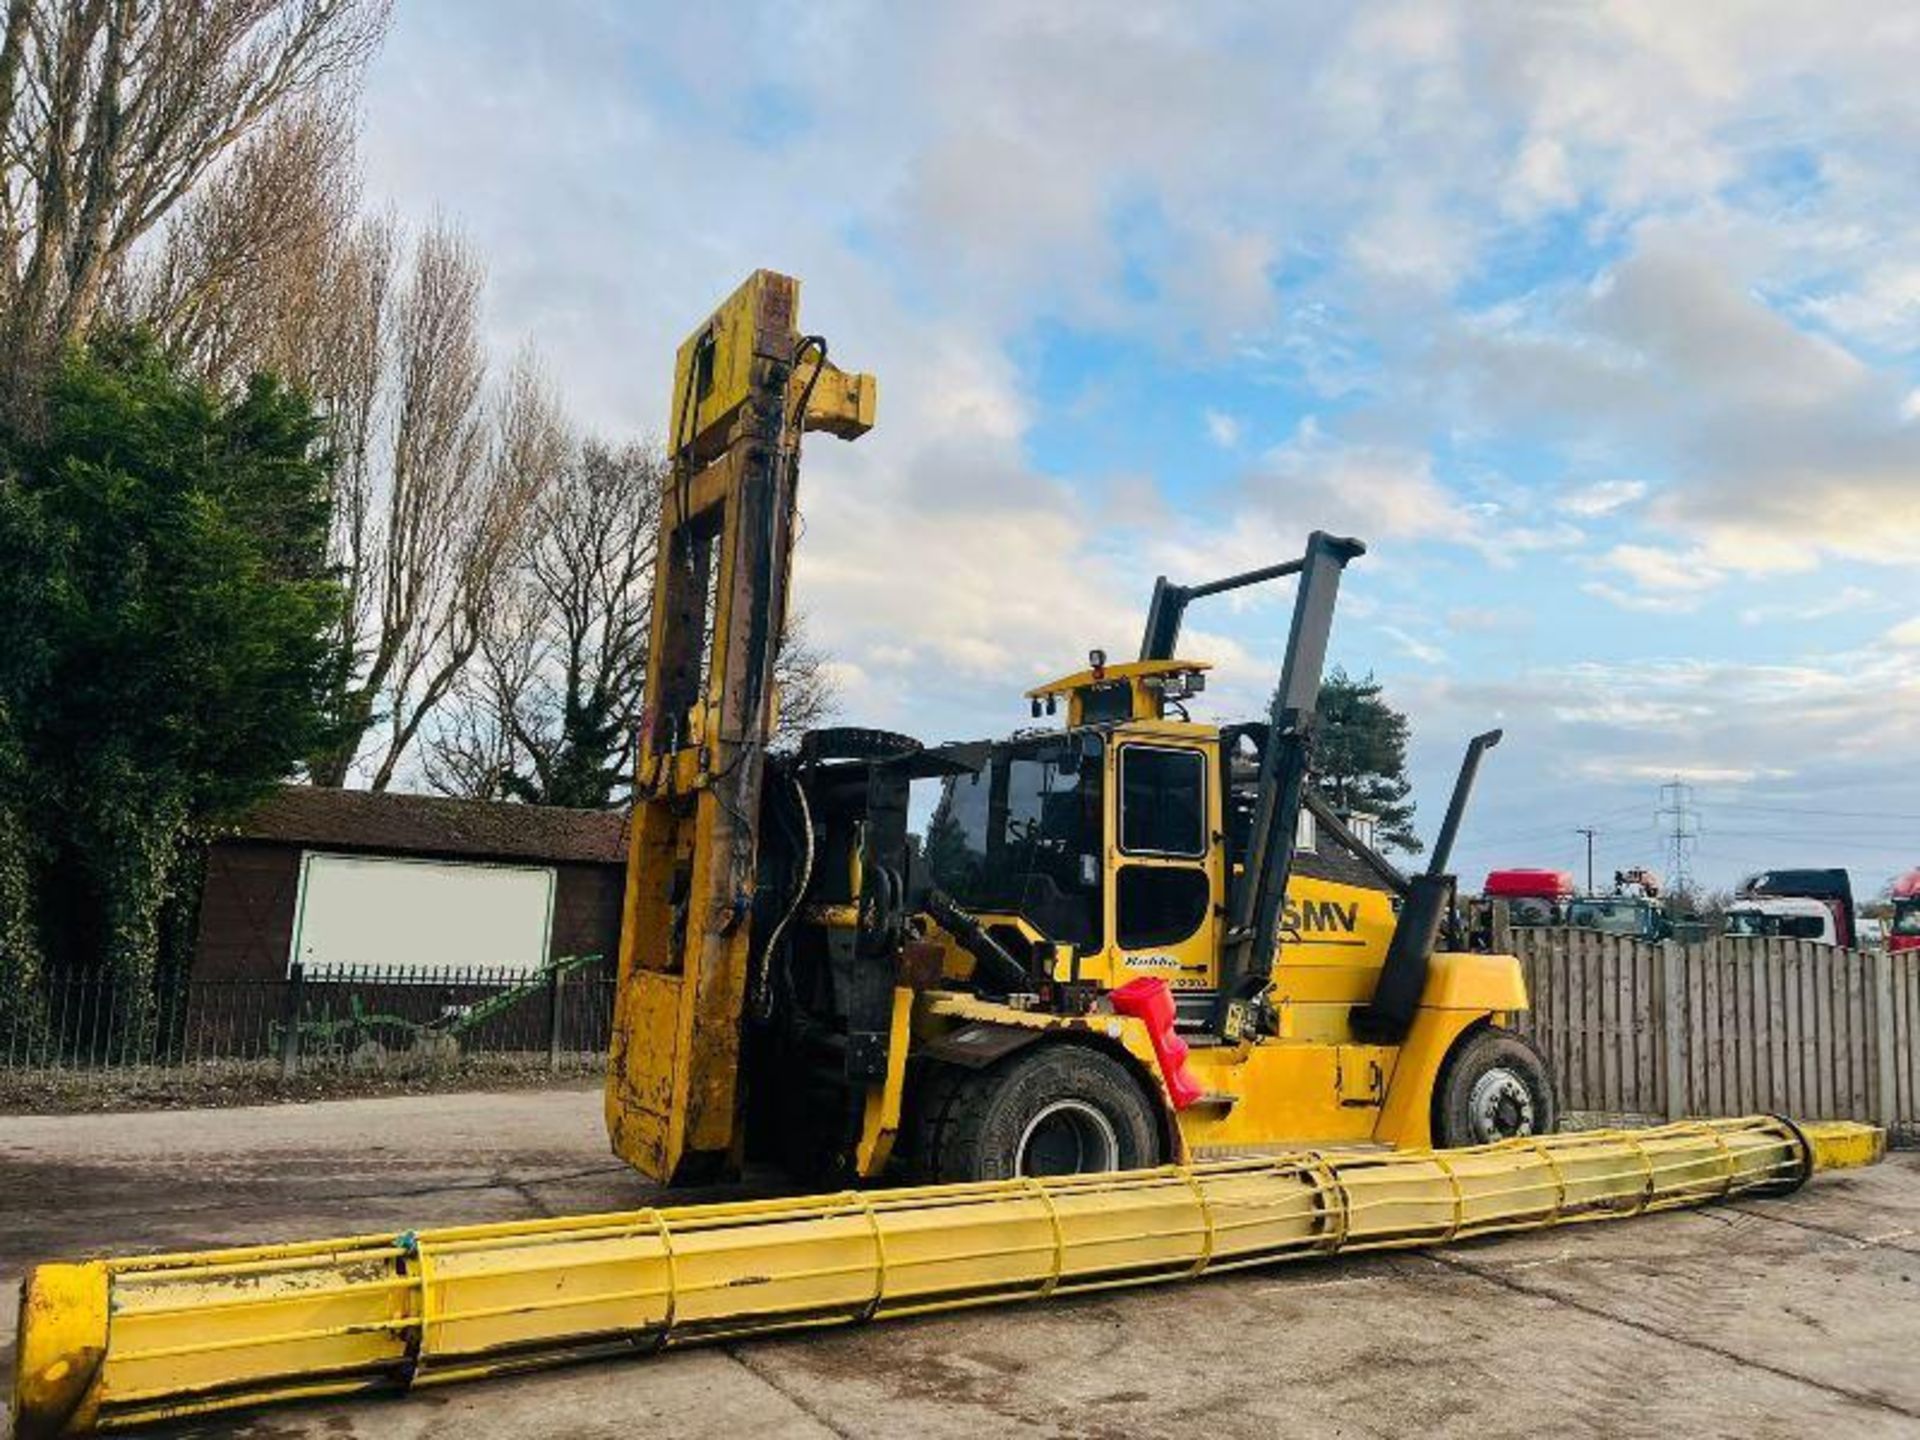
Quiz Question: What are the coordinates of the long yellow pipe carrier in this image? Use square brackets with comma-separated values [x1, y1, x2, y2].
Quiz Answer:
[13, 1117, 1883, 1436]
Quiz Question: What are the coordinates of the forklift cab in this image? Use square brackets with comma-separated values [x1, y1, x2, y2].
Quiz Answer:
[921, 713, 1413, 1035]
[922, 720, 1225, 998]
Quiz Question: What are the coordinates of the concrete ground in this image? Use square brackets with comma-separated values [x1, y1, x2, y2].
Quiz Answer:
[4, 1086, 1918, 1440]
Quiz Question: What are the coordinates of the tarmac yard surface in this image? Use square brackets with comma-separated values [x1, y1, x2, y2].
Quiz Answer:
[3, 1087, 1917, 1440]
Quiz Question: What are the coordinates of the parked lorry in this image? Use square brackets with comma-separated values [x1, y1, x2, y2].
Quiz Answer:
[1734, 868, 1858, 949]
[1567, 867, 1672, 941]
[1891, 869, 1920, 954]
[1724, 895, 1843, 944]
[1482, 867, 1573, 928]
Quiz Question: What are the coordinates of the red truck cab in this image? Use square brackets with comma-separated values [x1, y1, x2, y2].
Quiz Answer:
[1484, 868, 1574, 928]
[1893, 869, 1920, 954]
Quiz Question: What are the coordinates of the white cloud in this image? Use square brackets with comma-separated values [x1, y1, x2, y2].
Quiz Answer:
[1410, 637, 1920, 884]
[1595, 543, 1721, 594]
[1584, 542, 1727, 611]
[1587, 232, 1868, 409]
[1560, 479, 1648, 517]
[1378, 626, 1447, 665]
[1589, 762, 1794, 785]
[1581, 582, 1701, 615]
[1244, 423, 1477, 550]
[1432, 224, 1920, 571]
[1801, 262, 1920, 348]
[1888, 617, 1920, 647]
[1203, 409, 1243, 449]
[1165, 228, 1279, 345]
[1499, 520, 1587, 553]
[1505, 134, 1578, 216]
[1445, 606, 1521, 633]
[1739, 587, 1878, 625]
[1345, 189, 1476, 290]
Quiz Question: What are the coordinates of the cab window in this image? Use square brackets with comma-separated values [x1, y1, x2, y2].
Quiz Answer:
[1117, 868, 1211, 949]
[1119, 746, 1205, 857]
[923, 735, 1104, 948]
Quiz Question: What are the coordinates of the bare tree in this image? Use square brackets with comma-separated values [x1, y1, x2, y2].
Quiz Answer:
[130, 101, 362, 387]
[427, 438, 662, 808]
[121, 96, 405, 755]
[137, 184, 552, 791]
[298, 232, 558, 790]
[364, 350, 558, 789]
[0, 0, 390, 386]
[772, 612, 838, 744]
[425, 438, 843, 807]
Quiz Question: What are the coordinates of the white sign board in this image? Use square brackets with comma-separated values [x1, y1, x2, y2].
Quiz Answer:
[289, 853, 556, 977]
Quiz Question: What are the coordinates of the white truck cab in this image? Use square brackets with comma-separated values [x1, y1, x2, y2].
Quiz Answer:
[1724, 895, 1839, 945]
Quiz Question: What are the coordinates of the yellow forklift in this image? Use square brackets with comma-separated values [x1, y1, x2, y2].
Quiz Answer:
[606, 269, 1552, 1188]
[10, 270, 1884, 1439]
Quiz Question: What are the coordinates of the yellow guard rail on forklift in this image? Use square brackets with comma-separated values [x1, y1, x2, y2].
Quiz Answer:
[13, 1117, 1883, 1436]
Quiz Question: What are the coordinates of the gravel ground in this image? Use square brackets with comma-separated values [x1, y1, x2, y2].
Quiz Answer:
[4, 1084, 1917, 1439]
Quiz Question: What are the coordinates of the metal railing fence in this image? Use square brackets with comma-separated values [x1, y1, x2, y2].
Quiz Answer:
[2, 956, 614, 1077]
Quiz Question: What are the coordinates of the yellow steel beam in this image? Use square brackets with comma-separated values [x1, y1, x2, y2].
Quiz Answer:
[12, 1117, 1883, 1437]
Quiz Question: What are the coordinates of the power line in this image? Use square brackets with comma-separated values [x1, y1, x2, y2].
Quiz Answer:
[1705, 801, 1920, 823]
[1694, 830, 1919, 857]
[1469, 802, 1653, 849]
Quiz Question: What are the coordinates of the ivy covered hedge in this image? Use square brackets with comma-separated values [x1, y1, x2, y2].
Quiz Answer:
[0, 333, 343, 1040]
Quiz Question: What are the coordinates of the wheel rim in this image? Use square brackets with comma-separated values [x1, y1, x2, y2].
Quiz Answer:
[1466, 1067, 1536, 1142]
[1017, 1100, 1121, 1176]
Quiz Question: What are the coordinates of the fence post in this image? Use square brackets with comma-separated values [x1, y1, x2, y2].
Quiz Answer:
[1661, 940, 1687, 1120]
[279, 962, 305, 1079]
[1870, 945, 1898, 1130]
[547, 962, 565, 1072]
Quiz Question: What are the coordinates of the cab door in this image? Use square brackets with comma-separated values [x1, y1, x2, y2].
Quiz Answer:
[1109, 741, 1221, 992]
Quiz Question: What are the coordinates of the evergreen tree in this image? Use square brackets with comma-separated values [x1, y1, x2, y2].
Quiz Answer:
[0, 333, 343, 1024]
[1311, 667, 1422, 855]
[921, 788, 977, 894]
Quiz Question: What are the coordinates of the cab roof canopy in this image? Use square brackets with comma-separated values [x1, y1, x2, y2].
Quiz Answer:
[1484, 868, 1575, 900]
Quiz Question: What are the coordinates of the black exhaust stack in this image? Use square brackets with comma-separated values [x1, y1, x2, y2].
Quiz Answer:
[1352, 728, 1502, 1044]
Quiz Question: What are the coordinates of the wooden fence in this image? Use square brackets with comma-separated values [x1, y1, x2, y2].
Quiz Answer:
[1510, 928, 1919, 1143]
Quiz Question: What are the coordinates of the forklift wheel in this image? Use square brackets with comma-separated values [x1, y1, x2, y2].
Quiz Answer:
[917, 1045, 1162, 1183]
[1433, 1027, 1557, 1147]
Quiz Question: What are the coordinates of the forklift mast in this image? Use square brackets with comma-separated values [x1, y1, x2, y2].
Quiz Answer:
[606, 271, 875, 1185]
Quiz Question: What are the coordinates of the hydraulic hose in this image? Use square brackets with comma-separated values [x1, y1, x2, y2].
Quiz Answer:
[752, 771, 814, 1021]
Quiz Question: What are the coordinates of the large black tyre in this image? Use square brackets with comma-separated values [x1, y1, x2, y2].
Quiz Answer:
[1433, 1026, 1558, 1147]
[915, 1045, 1163, 1183]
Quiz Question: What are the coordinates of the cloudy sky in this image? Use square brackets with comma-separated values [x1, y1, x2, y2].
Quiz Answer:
[360, 1, 1920, 893]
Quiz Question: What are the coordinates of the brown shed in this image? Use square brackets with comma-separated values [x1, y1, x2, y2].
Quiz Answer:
[194, 787, 629, 981]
